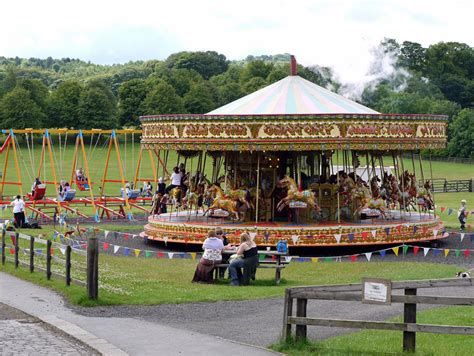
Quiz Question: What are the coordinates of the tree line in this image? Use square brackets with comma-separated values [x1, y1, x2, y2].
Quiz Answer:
[0, 42, 472, 158]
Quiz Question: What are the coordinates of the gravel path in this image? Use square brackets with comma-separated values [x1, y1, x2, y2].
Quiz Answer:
[73, 286, 474, 347]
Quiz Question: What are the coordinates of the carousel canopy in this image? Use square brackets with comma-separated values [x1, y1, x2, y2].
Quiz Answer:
[207, 75, 379, 115]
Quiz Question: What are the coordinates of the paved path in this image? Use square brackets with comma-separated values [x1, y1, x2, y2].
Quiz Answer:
[0, 272, 277, 355]
[0, 303, 96, 356]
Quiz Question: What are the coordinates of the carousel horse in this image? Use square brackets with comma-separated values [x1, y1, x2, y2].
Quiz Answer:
[338, 173, 356, 207]
[182, 175, 208, 213]
[276, 176, 320, 212]
[204, 184, 240, 220]
[352, 179, 388, 218]
[418, 180, 434, 212]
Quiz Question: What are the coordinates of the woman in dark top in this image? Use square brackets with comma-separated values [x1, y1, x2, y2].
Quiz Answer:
[228, 233, 258, 286]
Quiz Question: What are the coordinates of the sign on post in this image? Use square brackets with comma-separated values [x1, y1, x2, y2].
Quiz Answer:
[362, 278, 391, 304]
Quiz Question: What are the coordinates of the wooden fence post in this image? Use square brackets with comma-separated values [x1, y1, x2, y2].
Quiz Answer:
[29, 236, 34, 273]
[87, 235, 99, 300]
[1, 227, 5, 265]
[65, 245, 71, 286]
[14, 232, 19, 269]
[295, 298, 308, 340]
[46, 239, 52, 280]
[282, 289, 293, 340]
[403, 288, 417, 352]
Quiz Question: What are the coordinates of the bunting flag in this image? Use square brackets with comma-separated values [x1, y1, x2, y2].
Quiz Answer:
[291, 235, 299, 244]
[157, 251, 165, 258]
[423, 247, 430, 256]
[444, 249, 449, 257]
[384, 227, 390, 236]
[190, 252, 196, 260]
[311, 257, 319, 263]
[168, 252, 174, 259]
[285, 256, 293, 263]
[455, 249, 461, 257]
[465, 212, 470, 219]
[103, 242, 109, 251]
[468, 224, 472, 232]
[134, 249, 140, 257]
[371, 230, 377, 238]
[365, 252, 372, 262]
[447, 208, 453, 216]
[113, 245, 120, 254]
[413, 246, 419, 256]
[163, 236, 168, 245]
[413, 226, 418, 233]
[460, 233, 465, 242]
[396, 225, 402, 234]
[392, 247, 399, 256]
[123, 234, 129, 241]
[433, 249, 441, 257]
[464, 249, 470, 257]
[348, 233, 355, 241]
[59, 246, 66, 255]
[324, 257, 333, 262]
[259, 254, 266, 261]
[9, 248, 14, 255]
[10, 235, 16, 246]
[123, 248, 130, 256]
[361, 231, 369, 240]
[433, 229, 438, 238]
[403, 245, 409, 255]
[351, 255, 357, 262]
[440, 207, 446, 213]
[379, 250, 386, 258]
[145, 251, 151, 258]
[249, 232, 257, 240]
[50, 248, 54, 256]
[334, 234, 342, 244]
[104, 230, 110, 239]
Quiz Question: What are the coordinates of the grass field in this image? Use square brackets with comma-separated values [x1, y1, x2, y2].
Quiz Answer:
[273, 306, 474, 355]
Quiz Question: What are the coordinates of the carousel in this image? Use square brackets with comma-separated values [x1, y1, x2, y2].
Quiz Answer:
[140, 57, 448, 248]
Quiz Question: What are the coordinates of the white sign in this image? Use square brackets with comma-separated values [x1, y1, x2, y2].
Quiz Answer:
[362, 278, 391, 304]
[289, 201, 307, 208]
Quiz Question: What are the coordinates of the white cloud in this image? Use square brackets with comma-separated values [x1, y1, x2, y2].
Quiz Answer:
[0, 0, 472, 85]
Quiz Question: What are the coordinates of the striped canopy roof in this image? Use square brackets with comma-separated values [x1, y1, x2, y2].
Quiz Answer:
[207, 75, 379, 115]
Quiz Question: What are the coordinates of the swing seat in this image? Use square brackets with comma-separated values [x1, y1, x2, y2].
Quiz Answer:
[59, 189, 76, 202]
[29, 184, 46, 201]
[121, 189, 141, 200]
[76, 179, 90, 191]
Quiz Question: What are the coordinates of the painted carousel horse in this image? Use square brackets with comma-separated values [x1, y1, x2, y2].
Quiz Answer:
[352, 179, 388, 218]
[276, 176, 320, 212]
[418, 180, 434, 212]
[397, 171, 417, 211]
[204, 184, 240, 220]
[338, 173, 356, 207]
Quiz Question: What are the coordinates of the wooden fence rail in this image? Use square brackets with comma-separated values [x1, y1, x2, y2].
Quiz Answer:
[283, 277, 474, 353]
[1, 227, 97, 297]
[421, 178, 472, 193]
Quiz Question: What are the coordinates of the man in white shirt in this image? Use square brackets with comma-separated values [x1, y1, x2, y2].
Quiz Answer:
[165, 166, 183, 194]
[10, 195, 25, 228]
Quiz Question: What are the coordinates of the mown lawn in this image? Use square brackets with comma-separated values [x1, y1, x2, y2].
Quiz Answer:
[273, 306, 474, 356]
[0, 257, 463, 306]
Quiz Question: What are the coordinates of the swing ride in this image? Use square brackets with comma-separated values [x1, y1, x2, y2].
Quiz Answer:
[140, 56, 449, 249]
[0, 128, 157, 223]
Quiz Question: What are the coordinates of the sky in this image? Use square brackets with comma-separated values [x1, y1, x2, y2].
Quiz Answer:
[1, 0, 473, 84]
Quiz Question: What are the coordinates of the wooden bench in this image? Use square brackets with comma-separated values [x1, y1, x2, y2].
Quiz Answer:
[215, 251, 289, 284]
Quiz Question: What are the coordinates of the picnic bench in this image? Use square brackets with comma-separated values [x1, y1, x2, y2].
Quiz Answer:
[214, 250, 289, 284]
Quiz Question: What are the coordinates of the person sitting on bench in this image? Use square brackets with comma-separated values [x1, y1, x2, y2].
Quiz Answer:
[229, 233, 258, 286]
[192, 231, 224, 284]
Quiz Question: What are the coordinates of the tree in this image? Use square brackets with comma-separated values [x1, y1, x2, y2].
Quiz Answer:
[217, 83, 245, 106]
[78, 80, 118, 129]
[165, 51, 228, 80]
[0, 87, 45, 128]
[140, 82, 184, 115]
[399, 41, 426, 72]
[447, 109, 474, 158]
[242, 77, 267, 94]
[16, 78, 49, 111]
[183, 82, 216, 114]
[46, 80, 83, 128]
[117, 79, 148, 126]
[240, 60, 274, 83]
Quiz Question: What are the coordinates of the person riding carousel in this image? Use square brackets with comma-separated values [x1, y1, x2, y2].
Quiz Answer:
[165, 166, 183, 194]
[31, 177, 42, 194]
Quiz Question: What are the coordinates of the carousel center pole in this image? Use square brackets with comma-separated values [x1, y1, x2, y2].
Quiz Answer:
[255, 152, 261, 224]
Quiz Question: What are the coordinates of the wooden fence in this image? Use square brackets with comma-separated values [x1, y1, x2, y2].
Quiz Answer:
[426, 179, 473, 193]
[1, 228, 99, 299]
[282, 277, 474, 352]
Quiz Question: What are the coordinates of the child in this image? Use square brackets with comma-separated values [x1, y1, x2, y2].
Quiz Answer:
[458, 199, 467, 231]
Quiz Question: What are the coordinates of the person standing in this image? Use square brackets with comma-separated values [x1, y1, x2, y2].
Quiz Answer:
[10, 195, 25, 228]
[458, 199, 467, 231]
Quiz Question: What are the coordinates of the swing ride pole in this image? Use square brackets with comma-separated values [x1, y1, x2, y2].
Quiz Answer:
[101, 137, 114, 198]
[78, 131, 98, 218]
[36, 135, 45, 180]
[133, 147, 143, 188]
[69, 137, 79, 186]
[45, 130, 61, 214]
[0, 137, 11, 197]
[112, 131, 132, 216]
[10, 131, 23, 198]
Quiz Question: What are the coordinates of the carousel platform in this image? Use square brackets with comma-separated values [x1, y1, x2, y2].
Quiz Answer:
[142, 210, 447, 248]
